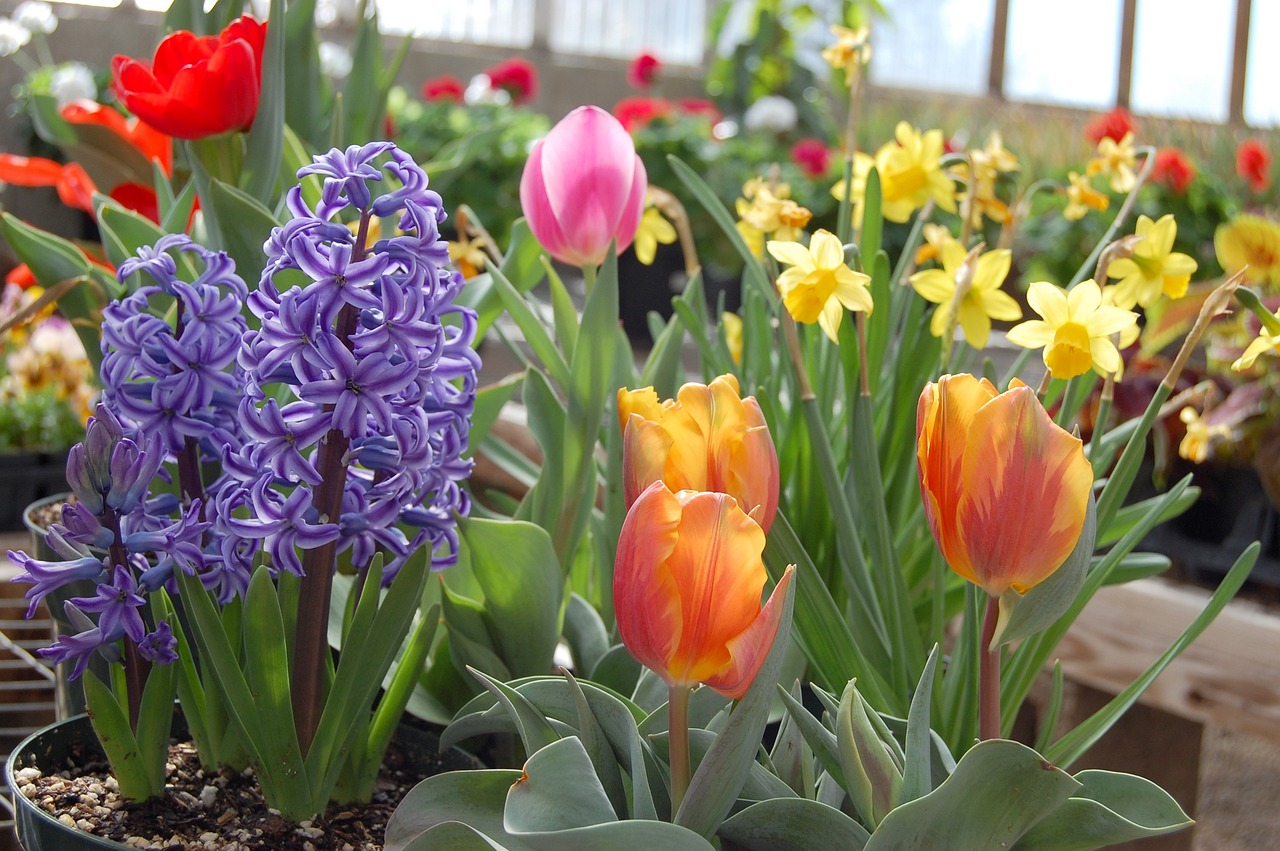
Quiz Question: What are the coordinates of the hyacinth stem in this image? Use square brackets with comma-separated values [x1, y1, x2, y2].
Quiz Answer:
[177, 437, 204, 508]
[979, 594, 1001, 740]
[103, 506, 146, 728]
[668, 684, 691, 817]
[292, 211, 371, 755]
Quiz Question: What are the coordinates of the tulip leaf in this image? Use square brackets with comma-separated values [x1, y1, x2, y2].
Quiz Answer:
[400, 822, 513, 851]
[649, 730, 798, 803]
[489, 261, 572, 389]
[900, 645, 941, 805]
[519, 366, 566, 528]
[777, 681, 843, 788]
[836, 681, 902, 827]
[461, 517, 562, 679]
[505, 737, 618, 832]
[589, 645, 643, 697]
[1012, 769, 1192, 850]
[384, 769, 528, 851]
[471, 372, 526, 456]
[95, 196, 200, 282]
[283, 0, 330, 149]
[718, 798, 871, 850]
[340, 5, 385, 144]
[1100, 552, 1172, 585]
[769, 681, 812, 796]
[563, 670, 629, 818]
[676, 569, 796, 838]
[996, 493, 1097, 648]
[241, 0, 285, 202]
[1097, 487, 1199, 548]
[513, 820, 716, 851]
[864, 740, 1080, 850]
[201, 176, 282, 286]
[563, 592, 611, 675]
[468, 668, 561, 756]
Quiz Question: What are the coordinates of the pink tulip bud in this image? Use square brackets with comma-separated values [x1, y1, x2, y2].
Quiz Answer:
[519, 105, 647, 268]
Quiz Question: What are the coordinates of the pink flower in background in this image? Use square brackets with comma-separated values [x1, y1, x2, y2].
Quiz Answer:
[421, 74, 464, 102]
[628, 52, 661, 89]
[520, 105, 647, 267]
[791, 138, 832, 178]
[485, 57, 538, 104]
[1084, 107, 1136, 145]
[1152, 147, 1196, 195]
[1237, 139, 1272, 193]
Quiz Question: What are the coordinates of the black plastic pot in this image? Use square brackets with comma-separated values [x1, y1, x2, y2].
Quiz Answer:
[5, 712, 483, 850]
[0, 450, 69, 531]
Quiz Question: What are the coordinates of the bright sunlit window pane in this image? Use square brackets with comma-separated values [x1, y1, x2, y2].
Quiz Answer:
[1131, 0, 1233, 121]
[132, 0, 171, 10]
[1245, 0, 1280, 127]
[1004, 0, 1121, 108]
[869, 0, 995, 95]
[377, 0, 535, 47]
[549, 0, 705, 63]
[51, 0, 122, 7]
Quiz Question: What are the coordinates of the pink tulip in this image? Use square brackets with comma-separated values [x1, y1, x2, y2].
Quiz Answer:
[520, 105, 647, 268]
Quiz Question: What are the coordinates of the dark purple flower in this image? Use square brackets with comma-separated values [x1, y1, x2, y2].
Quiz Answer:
[72, 566, 148, 647]
[137, 620, 178, 664]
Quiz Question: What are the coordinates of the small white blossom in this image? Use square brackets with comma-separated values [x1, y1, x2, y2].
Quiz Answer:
[49, 62, 96, 110]
[463, 73, 509, 106]
[13, 1, 55, 35]
[317, 41, 352, 79]
[743, 95, 798, 133]
[0, 19, 32, 57]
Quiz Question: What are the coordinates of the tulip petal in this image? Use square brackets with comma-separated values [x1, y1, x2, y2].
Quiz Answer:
[614, 482, 684, 678]
[520, 141, 580, 265]
[704, 565, 795, 699]
[622, 416, 676, 508]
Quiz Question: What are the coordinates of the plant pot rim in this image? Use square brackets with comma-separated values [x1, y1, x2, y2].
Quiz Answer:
[23, 491, 71, 538]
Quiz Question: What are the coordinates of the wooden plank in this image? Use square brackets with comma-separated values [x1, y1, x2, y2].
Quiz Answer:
[1055, 578, 1280, 743]
[1229, 0, 1252, 125]
[1115, 0, 1136, 108]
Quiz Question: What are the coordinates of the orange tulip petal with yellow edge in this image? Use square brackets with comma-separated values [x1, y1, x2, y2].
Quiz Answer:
[614, 482, 684, 677]
[957, 386, 1092, 595]
[704, 565, 794, 699]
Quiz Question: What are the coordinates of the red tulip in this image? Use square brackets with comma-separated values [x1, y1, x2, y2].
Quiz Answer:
[1084, 107, 1136, 145]
[627, 52, 661, 89]
[676, 98, 721, 125]
[485, 57, 538, 105]
[612, 96, 671, 133]
[520, 105, 646, 267]
[60, 100, 172, 176]
[0, 156, 97, 213]
[111, 15, 266, 140]
[916, 374, 1093, 597]
[421, 74, 465, 103]
[1237, 139, 1272, 193]
[1152, 147, 1195, 195]
[791, 138, 832, 178]
[615, 482, 794, 699]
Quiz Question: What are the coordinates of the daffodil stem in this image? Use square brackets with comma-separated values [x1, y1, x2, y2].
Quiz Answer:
[979, 594, 1002, 740]
[668, 684, 692, 817]
[780, 312, 816, 401]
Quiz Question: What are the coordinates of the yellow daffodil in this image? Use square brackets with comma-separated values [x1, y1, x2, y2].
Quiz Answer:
[1214, 214, 1280, 288]
[1006, 279, 1139, 379]
[833, 123, 956, 224]
[448, 233, 488, 279]
[722, 311, 744, 364]
[1100, 284, 1142, 349]
[1178, 407, 1232, 463]
[914, 223, 957, 266]
[1233, 327, 1280, 371]
[822, 24, 872, 74]
[767, 229, 873, 342]
[1062, 171, 1109, 221]
[909, 242, 1021, 349]
[1107, 214, 1198, 309]
[736, 180, 809, 256]
[953, 132, 1019, 226]
[1086, 131, 1137, 193]
[634, 199, 677, 265]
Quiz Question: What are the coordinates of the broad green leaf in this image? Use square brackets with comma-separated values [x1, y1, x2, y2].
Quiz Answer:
[718, 798, 870, 850]
[1013, 770, 1192, 850]
[385, 769, 528, 851]
[241, 0, 285, 201]
[471, 374, 526, 456]
[490, 262, 571, 389]
[81, 671, 153, 800]
[242, 567, 306, 800]
[563, 669, 629, 818]
[401, 822, 512, 851]
[505, 737, 618, 832]
[563, 592, 610, 675]
[515, 820, 715, 850]
[865, 740, 1079, 850]
[468, 668, 561, 755]
[134, 653, 177, 793]
[202, 176, 281, 285]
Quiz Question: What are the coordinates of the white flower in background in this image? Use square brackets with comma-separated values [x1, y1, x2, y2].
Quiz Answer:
[464, 73, 510, 106]
[13, 1, 55, 35]
[0, 19, 32, 57]
[49, 62, 96, 109]
[743, 95, 798, 133]
[318, 41, 352, 79]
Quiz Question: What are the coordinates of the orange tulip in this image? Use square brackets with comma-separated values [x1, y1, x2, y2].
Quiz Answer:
[618, 374, 778, 532]
[916, 373, 1092, 597]
[614, 482, 794, 699]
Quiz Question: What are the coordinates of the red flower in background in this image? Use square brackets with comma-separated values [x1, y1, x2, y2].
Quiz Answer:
[1237, 139, 1272, 192]
[62, 100, 172, 175]
[790, 138, 832, 178]
[112, 15, 266, 140]
[627, 52, 661, 89]
[485, 57, 538, 105]
[613, 96, 671, 132]
[421, 74, 464, 103]
[677, 98, 720, 125]
[1152, 147, 1196, 195]
[1084, 107, 1136, 145]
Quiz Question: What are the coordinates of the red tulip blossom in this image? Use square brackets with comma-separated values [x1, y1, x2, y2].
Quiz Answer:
[421, 74, 465, 103]
[791, 138, 832, 178]
[61, 100, 172, 176]
[1151, 147, 1196, 195]
[111, 15, 267, 140]
[613, 96, 671, 133]
[627, 52, 661, 89]
[485, 57, 538, 105]
[1237, 139, 1272, 193]
[1084, 107, 1136, 145]
[677, 98, 721, 125]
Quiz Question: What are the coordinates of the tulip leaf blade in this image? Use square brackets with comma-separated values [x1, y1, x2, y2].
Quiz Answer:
[717, 798, 871, 850]
[384, 768, 528, 851]
[241, 0, 285, 203]
[514, 820, 716, 851]
[900, 644, 941, 805]
[489, 261, 572, 390]
[200, 175, 282, 286]
[469, 668, 561, 755]
[1011, 769, 1192, 850]
[505, 737, 618, 832]
[399, 822, 513, 851]
[864, 740, 1079, 850]
[563, 592, 610, 676]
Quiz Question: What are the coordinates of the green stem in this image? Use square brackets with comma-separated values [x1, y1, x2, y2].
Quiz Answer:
[582, 262, 597, 298]
[668, 684, 691, 817]
[979, 594, 1001, 740]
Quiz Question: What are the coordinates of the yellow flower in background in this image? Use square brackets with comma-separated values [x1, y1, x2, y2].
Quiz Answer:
[1100, 284, 1142, 349]
[448, 232, 488, 279]
[1232, 327, 1280, 371]
[909, 242, 1020, 349]
[822, 24, 872, 74]
[914, 223, 957, 266]
[1178, 407, 1233, 464]
[1062, 172, 1109, 221]
[767, 229, 872, 342]
[1006, 279, 1138, 380]
[876, 122, 957, 223]
[1215, 214, 1280, 289]
[1107, 214, 1198, 309]
[634, 198, 677, 265]
[953, 132, 1019, 226]
[736, 180, 809, 257]
[722, 311, 744, 364]
[1086, 131, 1137, 193]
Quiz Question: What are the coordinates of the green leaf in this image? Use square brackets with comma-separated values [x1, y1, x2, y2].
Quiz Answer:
[401, 822, 513, 850]
[546, 260, 580, 361]
[563, 669, 629, 818]
[468, 668, 561, 756]
[676, 569, 796, 837]
[340, 8, 384, 144]
[134, 655, 177, 793]
[202, 177, 282, 285]
[718, 798, 870, 850]
[242, 567, 306, 800]
[514, 820, 715, 850]
[27, 91, 77, 146]
[505, 737, 618, 832]
[241, 0, 285, 201]
[1013, 770, 1192, 850]
[81, 671, 155, 800]
[462, 517, 562, 678]
[865, 740, 1080, 850]
[1098, 487, 1199, 547]
[490, 263, 572, 389]
[283, 0, 328, 148]
[563, 593, 610, 675]
[385, 769, 528, 851]
[900, 645, 940, 805]
[97, 199, 198, 282]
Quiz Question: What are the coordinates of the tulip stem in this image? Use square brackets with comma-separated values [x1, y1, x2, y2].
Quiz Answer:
[582, 263, 597, 298]
[979, 594, 1002, 740]
[668, 684, 692, 818]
